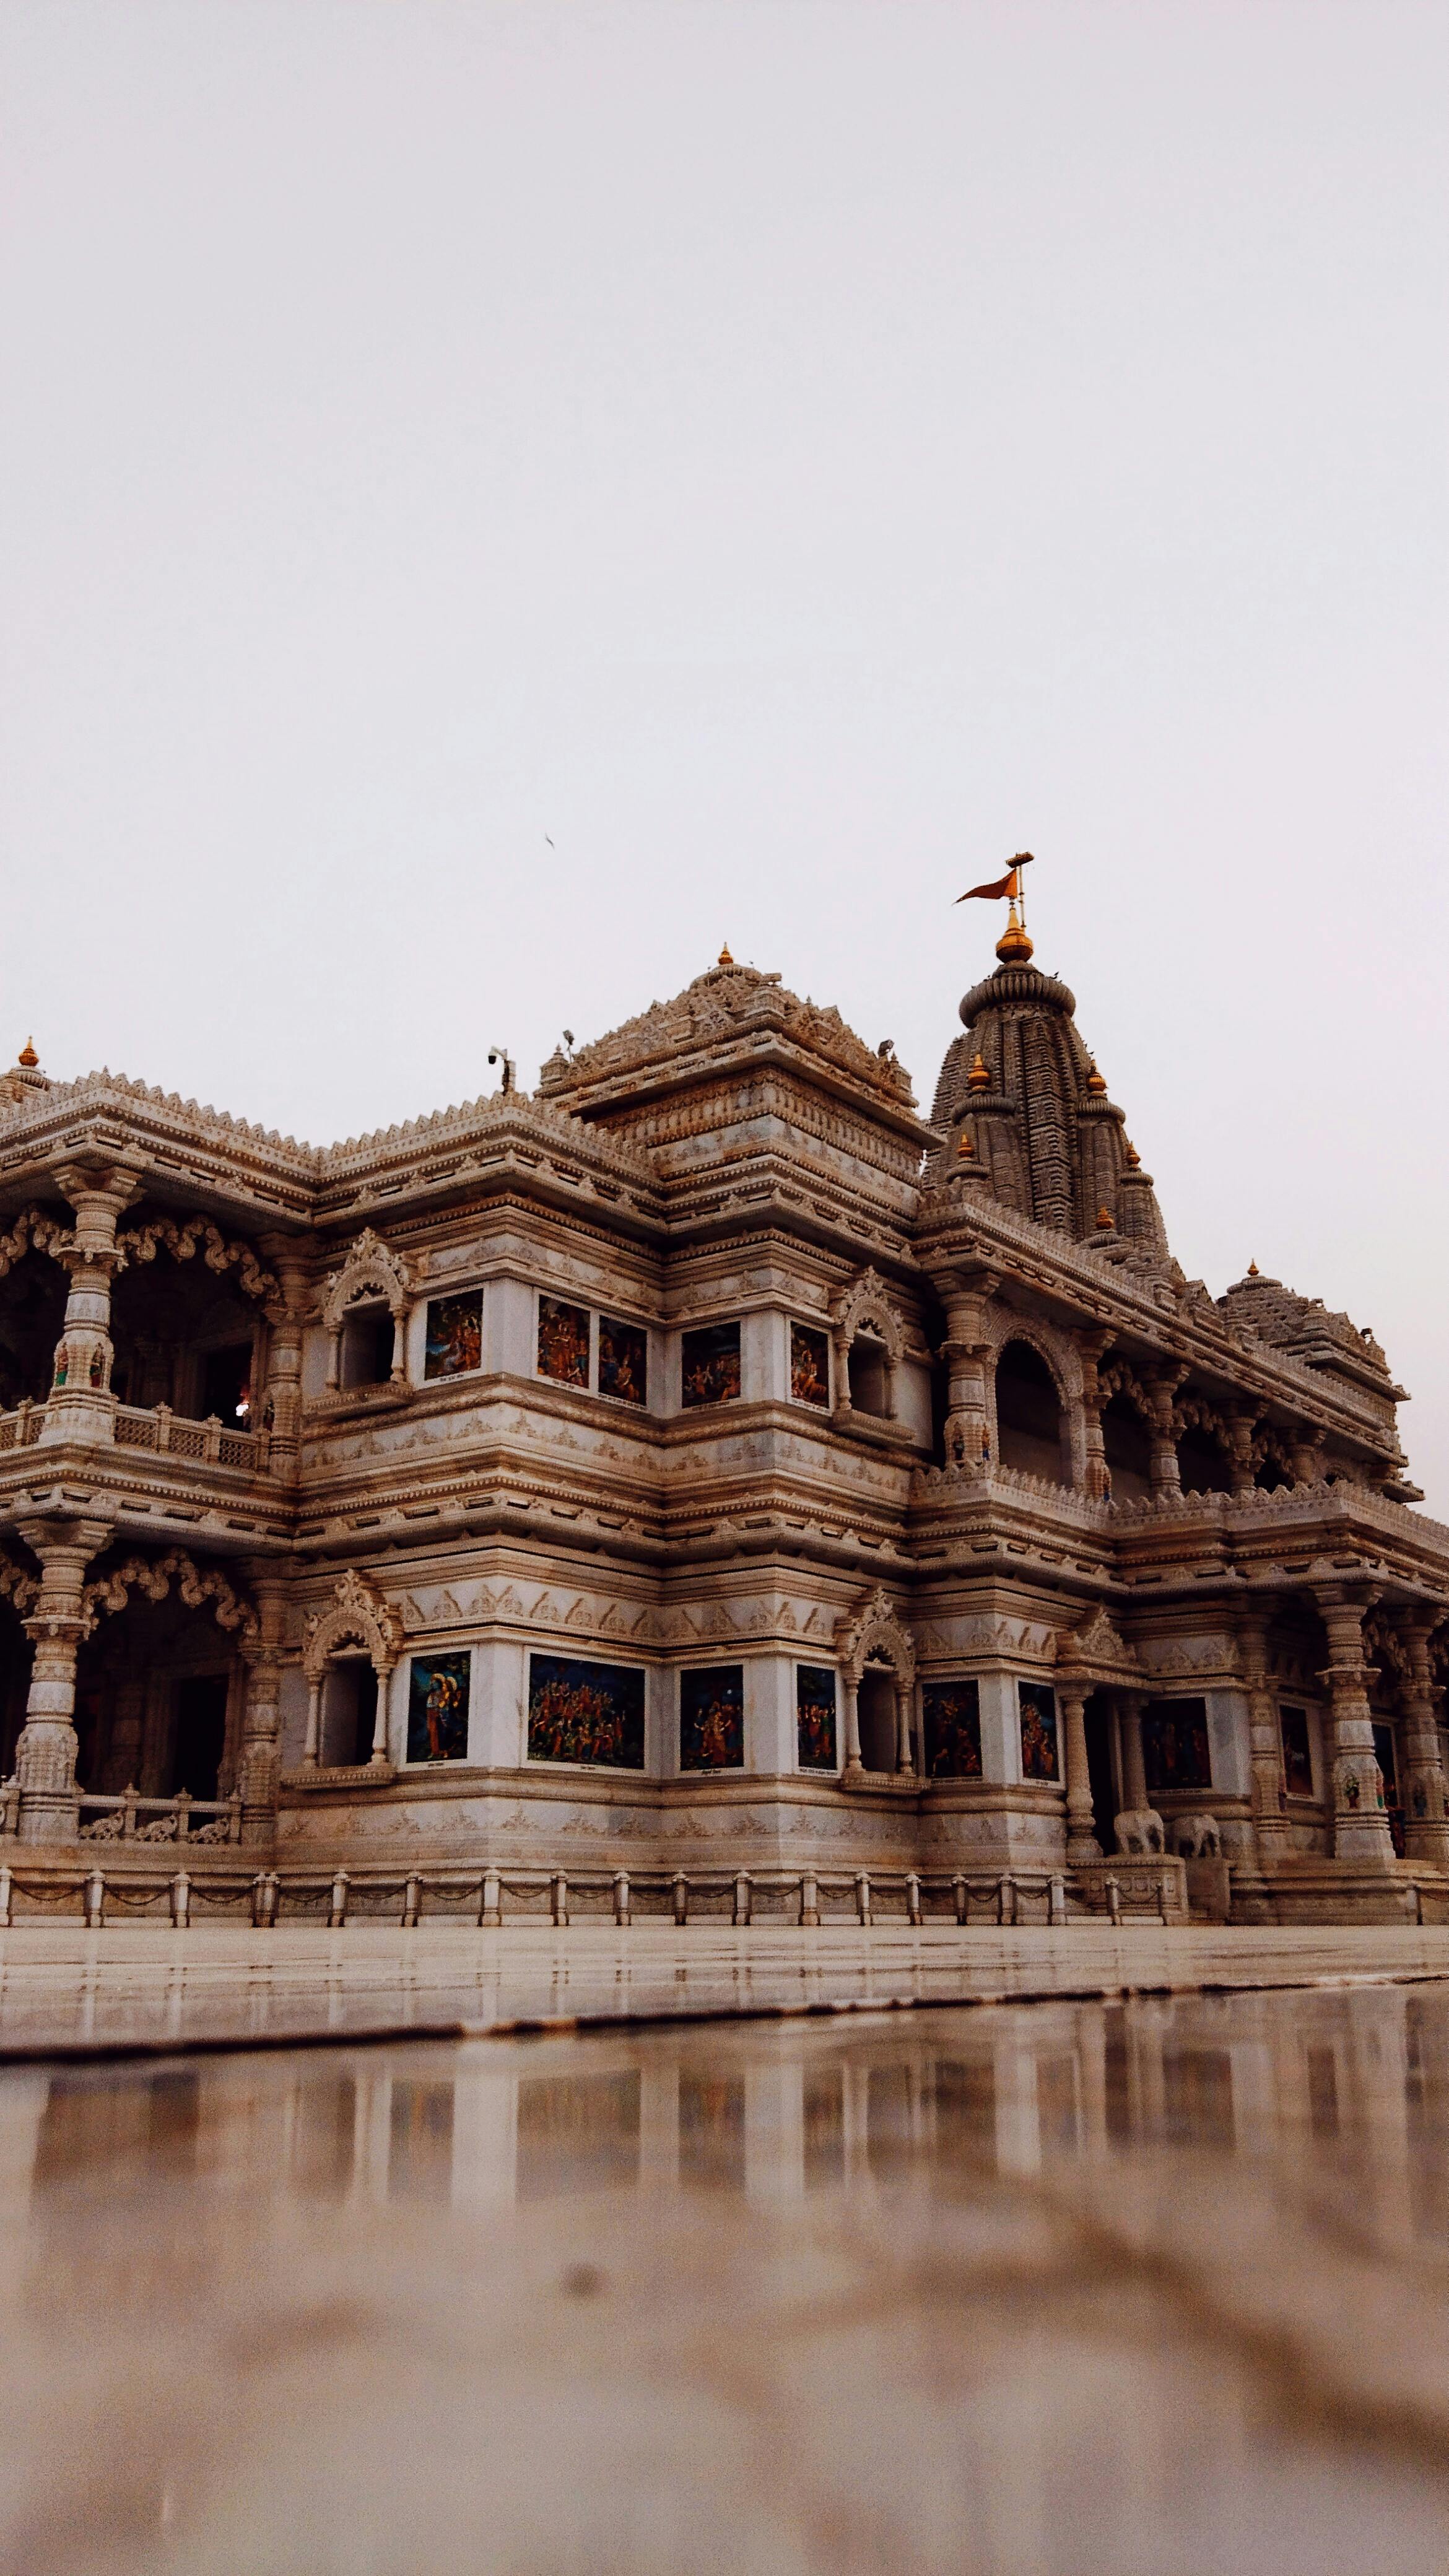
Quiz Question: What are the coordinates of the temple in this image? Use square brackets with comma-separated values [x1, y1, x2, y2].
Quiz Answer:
[0, 896, 1445, 1926]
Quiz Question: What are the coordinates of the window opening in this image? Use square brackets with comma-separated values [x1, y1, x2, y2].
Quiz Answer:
[846, 1336, 890, 1417]
[1102, 1394, 1152, 1500]
[340, 1305, 395, 1391]
[857, 1665, 897, 1771]
[201, 1341, 253, 1426]
[996, 1342, 1067, 1484]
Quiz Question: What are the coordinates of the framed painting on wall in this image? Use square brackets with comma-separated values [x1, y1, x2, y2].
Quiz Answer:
[537, 1296, 590, 1388]
[1142, 1697, 1212, 1793]
[790, 1323, 830, 1408]
[424, 1291, 482, 1380]
[923, 1681, 983, 1778]
[527, 1655, 646, 1770]
[406, 1653, 471, 1764]
[796, 1665, 837, 1772]
[598, 1315, 648, 1406]
[679, 1664, 744, 1771]
[1018, 1681, 1060, 1782]
[681, 1321, 741, 1408]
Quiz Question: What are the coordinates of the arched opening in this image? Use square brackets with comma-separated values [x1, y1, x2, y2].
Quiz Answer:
[320, 1656, 380, 1769]
[0, 1248, 67, 1410]
[1177, 1423, 1234, 1495]
[1254, 1455, 1292, 1492]
[110, 1237, 260, 1424]
[858, 1664, 897, 1771]
[72, 1583, 244, 1796]
[339, 1303, 396, 1391]
[846, 1334, 891, 1419]
[1102, 1394, 1154, 1502]
[994, 1340, 1068, 1485]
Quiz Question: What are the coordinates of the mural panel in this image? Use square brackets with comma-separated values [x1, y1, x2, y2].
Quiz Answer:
[1018, 1681, 1060, 1782]
[790, 1322, 830, 1408]
[528, 1654, 646, 1769]
[424, 1291, 482, 1381]
[598, 1314, 648, 1407]
[679, 1664, 744, 1771]
[537, 1296, 590, 1388]
[796, 1664, 837, 1772]
[923, 1679, 983, 1779]
[406, 1653, 471, 1764]
[681, 1320, 741, 1408]
[1142, 1696, 1212, 1793]
[1280, 1705, 1314, 1798]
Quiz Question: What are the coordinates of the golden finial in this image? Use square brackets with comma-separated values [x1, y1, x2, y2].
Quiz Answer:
[1085, 1058, 1107, 1096]
[17, 1038, 37, 1069]
[994, 899, 1033, 965]
[967, 1051, 991, 1094]
[1247, 1260, 1260, 1277]
[716, 942, 734, 967]
[956, 1131, 975, 1159]
[1096, 1206, 1115, 1230]
[1123, 1140, 1141, 1168]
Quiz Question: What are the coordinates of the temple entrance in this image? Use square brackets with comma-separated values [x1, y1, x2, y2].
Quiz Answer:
[1084, 1694, 1118, 1852]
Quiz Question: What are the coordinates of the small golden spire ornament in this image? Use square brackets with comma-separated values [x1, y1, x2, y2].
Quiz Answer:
[1085, 1059, 1107, 1096]
[716, 943, 734, 967]
[1096, 1206, 1115, 1229]
[17, 1038, 37, 1069]
[1123, 1140, 1141, 1168]
[957, 1131, 975, 1159]
[994, 899, 1033, 965]
[967, 1052, 991, 1093]
[1247, 1260, 1260, 1277]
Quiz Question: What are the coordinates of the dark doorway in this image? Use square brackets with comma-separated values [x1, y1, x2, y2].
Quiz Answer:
[168, 1675, 229, 1799]
[1102, 1396, 1153, 1502]
[201, 1342, 253, 1427]
[323, 1661, 379, 1768]
[994, 1341, 1066, 1484]
[1177, 1428, 1234, 1495]
[1084, 1693, 1118, 1852]
[1372, 1721, 1405, 1858]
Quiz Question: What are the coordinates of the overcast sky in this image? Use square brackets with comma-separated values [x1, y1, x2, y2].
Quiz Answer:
[2, 2, 1446, 1500]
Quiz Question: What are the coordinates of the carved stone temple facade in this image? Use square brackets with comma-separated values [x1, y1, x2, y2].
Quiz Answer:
[0, 910, 1446, 1923]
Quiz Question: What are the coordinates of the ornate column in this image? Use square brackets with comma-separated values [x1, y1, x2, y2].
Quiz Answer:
[1400, 1614, 1449, 1867]
[1058, 1675, 1100, 1861]
[938, 1268, 998, 1470]
[894, 1682, 915, 1776]
[1118, 1689, 1149, 1813]
[238, 1573, 288, 1845]
[38, 1164, 142, 1448]
[1238, 1612, 1292, 1863]
[1077, 1334, 1112, 1500]
[1224, 1406, 1257, 1499]
[13, 1515, 112, 1842]
[1290, 1427, 1326, 1487]
[1142, 1367, 1185, 1499]
[1315, 1588, 1396, 1865]
[257, 1238, 310, 1474]
[842, 1678, 862, 1777]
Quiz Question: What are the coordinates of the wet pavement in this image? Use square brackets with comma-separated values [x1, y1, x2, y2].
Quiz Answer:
[2, 1975, 1449, 2570]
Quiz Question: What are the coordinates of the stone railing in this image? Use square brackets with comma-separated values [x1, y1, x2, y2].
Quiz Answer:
[0, 1783, 243, 1846]
[113, 1402, 270, 1473]
[0, 1400, 46, 1454]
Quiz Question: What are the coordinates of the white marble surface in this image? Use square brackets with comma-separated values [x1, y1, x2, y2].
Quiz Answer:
[0, 1977, 1448, 2568]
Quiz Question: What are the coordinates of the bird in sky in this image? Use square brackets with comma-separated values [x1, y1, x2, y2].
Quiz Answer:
[544, 835, 555, 849]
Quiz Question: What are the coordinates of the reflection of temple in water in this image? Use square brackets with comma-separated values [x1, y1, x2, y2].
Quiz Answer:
[10, 1993, 1449, 2243]
[0, 902, 1445, 1926]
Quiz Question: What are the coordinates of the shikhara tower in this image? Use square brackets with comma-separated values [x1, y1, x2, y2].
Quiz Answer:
[0, 900, 1442, 1925]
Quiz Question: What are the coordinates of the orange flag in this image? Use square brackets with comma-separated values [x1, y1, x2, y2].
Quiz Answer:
[956, 852, 1033, 905]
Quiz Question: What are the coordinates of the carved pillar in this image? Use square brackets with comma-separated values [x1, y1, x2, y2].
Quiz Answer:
[1400, 1616, 1449, 1867]
[369, 1657, 393, 1765]
[1290, 1427, 1326, 1487]
[842, 1678, 862, 1777]
[38, 1165, 142, 1448]
[258, 1240, 310, 1471]
[1238, 1613, 1292, 1863]
[303, 1676, 323, 1769]
[1143, 1368, 1185, 1499]
[894, 1682, 914, 1776]
[1224, 1406, 1257, 1499]
[1118, 1690, 1148, 1812]
[13, 1516, 111, 1842]
[938, 1269, 998, 1470]
[1059, 1678, 1100, 1861]
[1077, 1334, 1112, 1500]
[389, 1307, 408, 1386]
[1316, 1589, 1396, 1866]
[238, 1574, 288, 1845]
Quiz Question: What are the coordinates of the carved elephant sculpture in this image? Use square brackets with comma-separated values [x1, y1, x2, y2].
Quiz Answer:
[1113, 1808, 1165, 1857]
[1173, 1813, 1221, 1860]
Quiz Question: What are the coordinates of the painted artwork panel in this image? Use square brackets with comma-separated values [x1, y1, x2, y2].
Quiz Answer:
[528, 1654, 646, 1770]
[796, 1664, 837, 1772]
[1142, 1697, 1212, 1793]
[681, 1320, 741, 1408]
[537, 1296, 590, 1388]
[1018, 1681, 1060, 1782]
[406, 1653, 471, 1765]
[424, 1290, 482, 1381]
[790, 1323, 830, 1408]
[598, 1315, 648, 1406]
[680, 1664, 744, 1771]
[1280, 1706, 1314, 1799]
[923, 1680, 983, 1779]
